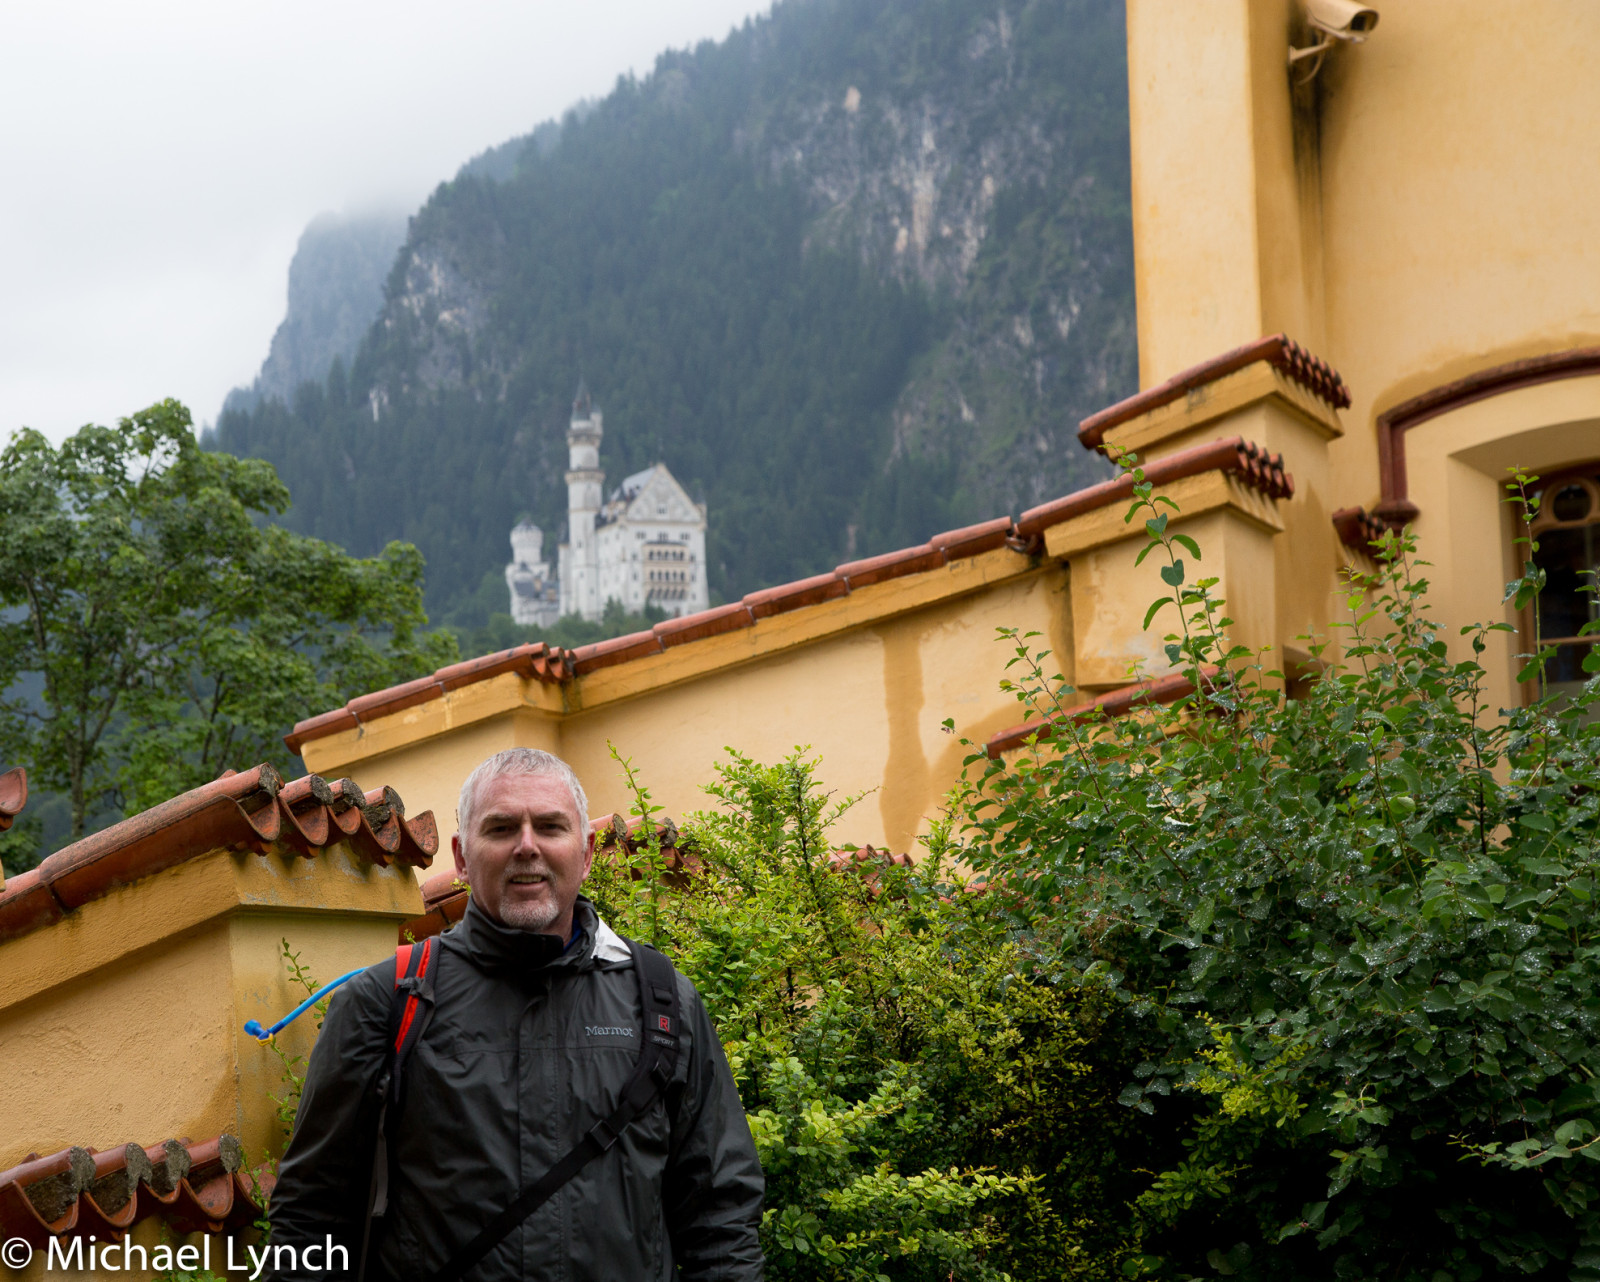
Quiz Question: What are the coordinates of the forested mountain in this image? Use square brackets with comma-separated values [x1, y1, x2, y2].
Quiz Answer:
[211, 0, 1133, 624]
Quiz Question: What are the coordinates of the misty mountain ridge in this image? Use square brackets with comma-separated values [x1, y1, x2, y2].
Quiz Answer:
[213, 0, 1133, 625]
[223, 210, 408, 417]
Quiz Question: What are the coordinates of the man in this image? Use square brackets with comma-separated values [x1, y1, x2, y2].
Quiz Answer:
[268, 748, 765, 1281]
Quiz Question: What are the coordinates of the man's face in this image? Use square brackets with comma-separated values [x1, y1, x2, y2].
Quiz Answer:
[451, 772, 595, 936]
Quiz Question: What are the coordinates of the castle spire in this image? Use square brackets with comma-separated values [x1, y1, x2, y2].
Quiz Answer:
[561, 382, 605, 621]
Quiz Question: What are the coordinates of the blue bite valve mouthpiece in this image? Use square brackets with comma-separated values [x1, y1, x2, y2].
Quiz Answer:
[241, 966, 366, 1043]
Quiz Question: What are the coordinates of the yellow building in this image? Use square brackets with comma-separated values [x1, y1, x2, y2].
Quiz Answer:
[1119, 0, 1600, 720]
[284, 0, 1600, 854]
[4, 2, 1599, 1267]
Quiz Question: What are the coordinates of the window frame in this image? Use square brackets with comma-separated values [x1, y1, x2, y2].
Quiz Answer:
[1520, 461, 1600, 702]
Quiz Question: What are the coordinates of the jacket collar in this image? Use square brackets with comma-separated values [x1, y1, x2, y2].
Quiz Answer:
[454, 895, 599, 976]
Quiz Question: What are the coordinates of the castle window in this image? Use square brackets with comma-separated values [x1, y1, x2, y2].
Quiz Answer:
[1528, 466, 1600, 701]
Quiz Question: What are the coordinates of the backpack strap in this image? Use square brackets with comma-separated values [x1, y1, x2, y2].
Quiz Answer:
[388, 938, 441, 1102]
[356, 936, 440, 1282]
[426, 937, 680, 1282]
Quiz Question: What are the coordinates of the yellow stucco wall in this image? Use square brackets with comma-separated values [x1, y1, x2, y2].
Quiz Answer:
[558, 568, 1069, 854]
[1125, 0, 1600, 710]
[0, 845, 421, 1170]
[304, 554, 1073, 859]
[1319, 2, 1600, 480]
[1129, 1, 1600, 391]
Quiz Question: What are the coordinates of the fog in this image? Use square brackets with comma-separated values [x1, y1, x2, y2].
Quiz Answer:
[0, 0, 772, 442]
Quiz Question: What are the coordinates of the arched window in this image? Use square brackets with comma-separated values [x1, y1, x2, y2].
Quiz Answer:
[1529, 464, 1600, 699]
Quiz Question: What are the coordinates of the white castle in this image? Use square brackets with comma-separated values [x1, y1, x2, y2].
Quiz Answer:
[506, 384, 709, 626]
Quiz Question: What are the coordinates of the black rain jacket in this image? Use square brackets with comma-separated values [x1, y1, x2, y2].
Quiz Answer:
[267, 896, 765, 1281]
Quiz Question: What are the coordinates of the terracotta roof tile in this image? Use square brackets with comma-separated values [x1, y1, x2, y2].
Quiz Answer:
[36, 766, 285, 916]
[283, 645, 568, 755]
[742, 572, 849, 619]
[420, 869, 468, 908]
[594, 814, 702, 894]
[0, 1134, 266, 1248]
[435, 642, 559, 690]
[568, 629, 665, 676]
[347, 674, 441, 721]
[595, 813, 689, 855]
[0, 766, 26, 833]
[0, 868, 62, 936]
[400, 869, 469, 943]
[826, 844, 914, 896]
[75, 1143, 152, 1238]
[986, 670, 1214, 757]
[276, 772, 337, 850]
[654, 603, 755, 647]
[1015, 436, 1292, 540]
[1078, 333, 1352, 450]
[0, 766, 435, 945]
[283, 706, 359, 749]
[836, 542, 947, 589]
[930, 517, 1014, 560]
[1332, 506, 1389, 554]
[353, 785, 438, 867]
[0, 1147, 90, 1239]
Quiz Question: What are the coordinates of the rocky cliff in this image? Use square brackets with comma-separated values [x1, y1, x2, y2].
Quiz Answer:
[223, 211, 407, 415]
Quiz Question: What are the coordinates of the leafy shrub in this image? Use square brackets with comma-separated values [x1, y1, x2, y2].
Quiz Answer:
[959, 461, 1600, 1279]
[589, 748, 1144, 1281]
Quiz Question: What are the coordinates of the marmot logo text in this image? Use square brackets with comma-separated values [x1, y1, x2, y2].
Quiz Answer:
[585, 1025, 635, 1037]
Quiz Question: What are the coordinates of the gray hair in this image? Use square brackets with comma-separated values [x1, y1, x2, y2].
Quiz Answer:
[457, 748, 590, 839]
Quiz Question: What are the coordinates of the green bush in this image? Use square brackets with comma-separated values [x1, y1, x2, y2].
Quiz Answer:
[958, 461, 1600, 1279]
[590, 748, 1144, 1281]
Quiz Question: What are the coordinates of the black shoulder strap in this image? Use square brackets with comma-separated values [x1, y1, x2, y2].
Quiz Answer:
[425, 937, 681, 1282]
[357, 937, 440, 1282]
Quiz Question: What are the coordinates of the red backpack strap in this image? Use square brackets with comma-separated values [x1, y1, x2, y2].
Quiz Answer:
[393, 943, 415, 990]
[392, 936, 437, 1057]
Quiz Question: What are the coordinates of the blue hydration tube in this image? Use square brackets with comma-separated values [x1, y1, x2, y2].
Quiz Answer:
[243, 968, 366, 1041]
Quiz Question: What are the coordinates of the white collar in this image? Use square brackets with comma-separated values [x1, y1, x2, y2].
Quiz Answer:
[591, 914, 632, 963]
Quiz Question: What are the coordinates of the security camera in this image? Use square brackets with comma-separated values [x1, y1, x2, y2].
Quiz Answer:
[1290, 0, 1378, 71]
[1305, 0, 1379, 41]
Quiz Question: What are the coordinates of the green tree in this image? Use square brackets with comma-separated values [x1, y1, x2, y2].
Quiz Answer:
[0, 400, 456, 843]
[960, 460, 1600, 1278]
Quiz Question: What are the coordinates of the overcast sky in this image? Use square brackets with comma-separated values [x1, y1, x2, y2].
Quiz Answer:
[1, 0, 773, 443]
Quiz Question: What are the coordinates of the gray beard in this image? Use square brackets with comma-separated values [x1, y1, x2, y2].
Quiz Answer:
[495, 861, 563, 932]
[497, 895, 562, 933]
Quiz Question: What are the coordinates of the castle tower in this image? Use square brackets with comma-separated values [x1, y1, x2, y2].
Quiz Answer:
[558, 382, 605, 621]
[505, 520, 558, 627]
